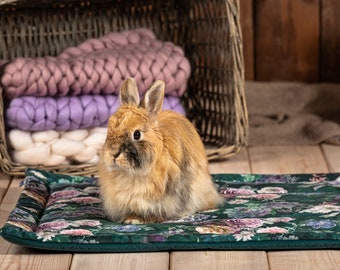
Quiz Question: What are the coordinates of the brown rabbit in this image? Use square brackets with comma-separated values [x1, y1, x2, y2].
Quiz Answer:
[98, 78, 224, 224]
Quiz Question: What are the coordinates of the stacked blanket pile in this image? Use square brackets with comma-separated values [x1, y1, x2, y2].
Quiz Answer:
[1, 28, 190, 166]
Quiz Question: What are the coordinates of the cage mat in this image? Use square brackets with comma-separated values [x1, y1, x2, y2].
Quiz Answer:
[1, 169, 339, 252]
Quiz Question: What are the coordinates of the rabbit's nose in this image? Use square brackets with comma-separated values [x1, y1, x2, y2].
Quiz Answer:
[113, 151, 121, 159]
[112, 151, 121, 164]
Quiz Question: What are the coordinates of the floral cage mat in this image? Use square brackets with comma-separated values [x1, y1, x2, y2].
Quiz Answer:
[1, 168, 340, 253]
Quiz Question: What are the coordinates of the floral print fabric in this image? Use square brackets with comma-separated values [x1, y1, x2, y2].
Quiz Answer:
[1, 169, 339, 252]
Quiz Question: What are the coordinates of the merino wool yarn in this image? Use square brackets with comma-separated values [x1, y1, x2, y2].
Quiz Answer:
[2, 28, 191, 167]
[8, 128, 108, 166]
[6, 95, 185, 131]
[1, 28, 191, 99]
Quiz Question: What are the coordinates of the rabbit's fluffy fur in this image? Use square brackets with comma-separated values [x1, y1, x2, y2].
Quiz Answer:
[98, 78, 224, 224]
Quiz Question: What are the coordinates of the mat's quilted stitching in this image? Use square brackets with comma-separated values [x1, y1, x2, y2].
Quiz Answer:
[1, 169, 340, 249]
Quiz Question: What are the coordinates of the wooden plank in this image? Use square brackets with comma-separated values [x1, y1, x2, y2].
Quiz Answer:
[0, 172, 11, 203]
[239, 0, 254, 80]
[268, 250, 340, 270]
[320, 0, 340, 82]
[0, 179, 23, 254]
[209, 149, 251, 174]
[71, 253, 169, 270]
[0, 254, 72, 270]
[248, 146, 329, 174]
[321, 144, 340, 172]
[255, 0, 320, 82]
[170, 251, 269, 270]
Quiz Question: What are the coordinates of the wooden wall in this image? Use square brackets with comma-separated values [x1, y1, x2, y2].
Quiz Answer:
[240, 0, 340, 83]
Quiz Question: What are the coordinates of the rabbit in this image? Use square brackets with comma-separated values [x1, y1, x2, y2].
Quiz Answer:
[98, 77, 224, 224]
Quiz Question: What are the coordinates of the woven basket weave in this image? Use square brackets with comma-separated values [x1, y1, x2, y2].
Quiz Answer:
[0, 0, 248, 176]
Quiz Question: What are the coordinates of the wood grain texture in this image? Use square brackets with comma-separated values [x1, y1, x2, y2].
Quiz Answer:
[268, 250, 340, 270]
[0, 173, 10, 203]
[170, 251, 269, 270]
[321, 144, 340, 172]
[248, 146, 329, 174]
[0, 254, 72, 270]
[209, 149, 251, 174]
[255, 0, 320, 82]
[239, 0, 254, 80]
[71, 253, 169, 270]
[320, 0, 340, 82]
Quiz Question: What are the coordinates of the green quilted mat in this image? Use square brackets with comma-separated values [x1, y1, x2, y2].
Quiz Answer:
[1, 168, 339, 252]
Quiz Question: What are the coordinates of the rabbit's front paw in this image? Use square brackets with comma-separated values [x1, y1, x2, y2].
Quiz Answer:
[123, 218, 145, 224]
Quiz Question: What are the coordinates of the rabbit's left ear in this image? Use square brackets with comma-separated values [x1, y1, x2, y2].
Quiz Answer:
[120, 77, 140, 106]
[140, 80, 165, 118]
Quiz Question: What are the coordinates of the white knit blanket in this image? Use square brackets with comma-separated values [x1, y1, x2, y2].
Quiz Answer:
[8, 128, 107, 166]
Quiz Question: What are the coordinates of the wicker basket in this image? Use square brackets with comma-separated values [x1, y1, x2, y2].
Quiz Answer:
[0, 0, 248, 176]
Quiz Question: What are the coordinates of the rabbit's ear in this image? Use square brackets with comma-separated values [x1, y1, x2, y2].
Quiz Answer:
[120, 78, 140, 106]
[140, 80, 165, 118]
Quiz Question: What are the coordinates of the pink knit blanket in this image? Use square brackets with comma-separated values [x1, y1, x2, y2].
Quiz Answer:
[6, 95, 185, 131]
[1, 28, 191, 99]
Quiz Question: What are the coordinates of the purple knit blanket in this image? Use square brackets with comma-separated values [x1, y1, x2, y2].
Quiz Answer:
[6, 95, 185, 131]
[1, 28, 191, 99]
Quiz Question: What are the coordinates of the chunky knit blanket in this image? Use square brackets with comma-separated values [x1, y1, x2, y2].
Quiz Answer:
[2, 28, 190, 166]
[1, 28, 191, 98]
[8, 128, 107, 166]
[6, 95, 185, 131]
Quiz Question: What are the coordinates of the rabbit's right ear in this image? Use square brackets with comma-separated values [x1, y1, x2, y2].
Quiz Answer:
[120, 78, 140, 106]
[140, 80, 165, 120]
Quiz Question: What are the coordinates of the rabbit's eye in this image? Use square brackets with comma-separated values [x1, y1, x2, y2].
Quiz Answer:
[133, 130, 142, 141]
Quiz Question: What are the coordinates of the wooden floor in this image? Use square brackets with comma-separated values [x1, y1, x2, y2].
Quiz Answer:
[1, 144, 340, 269]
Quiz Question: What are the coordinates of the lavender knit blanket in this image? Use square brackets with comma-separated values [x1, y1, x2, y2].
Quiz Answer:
[6, 96, 185, 131]
[1, 28, 191, 99]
